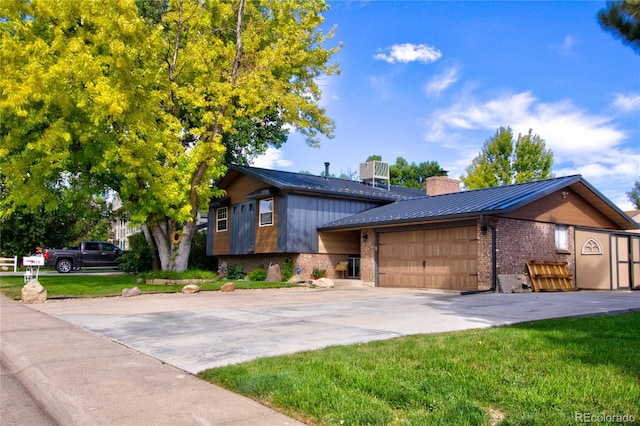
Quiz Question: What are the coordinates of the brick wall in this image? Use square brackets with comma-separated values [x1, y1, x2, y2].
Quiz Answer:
[477, 219, 494, 290]
[360, 228, 375, 284]
[217, 253, 349, 280]
[495, 217, 574, 276]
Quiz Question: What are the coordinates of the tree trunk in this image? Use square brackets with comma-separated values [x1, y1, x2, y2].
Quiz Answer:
[141, 223, 161, 271]
[149, 219, 198, 272]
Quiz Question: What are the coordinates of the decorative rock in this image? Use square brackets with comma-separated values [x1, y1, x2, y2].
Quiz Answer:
[287, 274, 307, 284]
[135, 278, 144, 284]
[182, 284, 200, 294]
[266, 263, 281, 282]
[313, 278, 334, 288]
[220, 282, 236, 292]
[21, 279, 47, 304]
[122, 286, 142, 297]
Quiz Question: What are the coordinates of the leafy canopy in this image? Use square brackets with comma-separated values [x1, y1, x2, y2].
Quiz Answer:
[365, 155, 445, 189]
[1, 0, 340, 270]
[598, 0, 640, 53]
[461, 127, 554, 189]
[628, 178, 640, 209]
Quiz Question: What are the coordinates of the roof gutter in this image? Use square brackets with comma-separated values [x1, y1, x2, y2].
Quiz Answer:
[461, 215, 497, 295]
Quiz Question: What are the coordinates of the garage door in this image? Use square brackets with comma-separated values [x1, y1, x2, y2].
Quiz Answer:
[378, 226, 478, 290]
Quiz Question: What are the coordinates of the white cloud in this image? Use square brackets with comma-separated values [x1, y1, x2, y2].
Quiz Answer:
[612, 93, 640, 113]
[374, 43, 442, 64]
[551, 35, 577, 55]
[250, 147, 293, 169]
[425, 67, 459, 97]
[425, 91, 627, 160]
[423, 91, 640, 205]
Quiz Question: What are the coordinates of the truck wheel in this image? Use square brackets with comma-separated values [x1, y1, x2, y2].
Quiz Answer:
[56, 259, 73, 273]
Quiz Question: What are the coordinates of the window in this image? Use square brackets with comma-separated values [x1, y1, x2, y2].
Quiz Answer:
[101, 243, 118, 252]
[84, 242, 100, 251]
[555, 225, 568, 250]
[216, 207, 228, 232]
[259, 198, 274, 226]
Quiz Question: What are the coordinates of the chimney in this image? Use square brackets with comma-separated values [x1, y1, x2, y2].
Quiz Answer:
[324, 162, 330, 180]
[425, 174, 460, 196]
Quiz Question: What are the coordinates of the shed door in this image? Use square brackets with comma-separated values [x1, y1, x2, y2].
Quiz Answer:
[378, 226, 478, 290]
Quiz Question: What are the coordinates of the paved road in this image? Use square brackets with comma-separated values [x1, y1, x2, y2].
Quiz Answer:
[31, 287, 640, 374]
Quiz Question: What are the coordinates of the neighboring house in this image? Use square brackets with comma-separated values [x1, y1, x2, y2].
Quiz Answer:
[111, 196, 208, 250]
[111, 196, 141, 250]
[207, 164, 639, 291]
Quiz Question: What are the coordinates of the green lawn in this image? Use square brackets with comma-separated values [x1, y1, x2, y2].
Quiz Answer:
[0, 272, 295, 299]
[199, 312, 640, 426]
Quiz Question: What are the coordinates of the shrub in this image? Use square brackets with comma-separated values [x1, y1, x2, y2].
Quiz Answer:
[312, 268, 327, 279]
[227, 263, 246, 280]
[189, 230, 216, 271]
[248, 265, 267, 281]
[282, 257, 294, 282]
[118, 233, 153, 273]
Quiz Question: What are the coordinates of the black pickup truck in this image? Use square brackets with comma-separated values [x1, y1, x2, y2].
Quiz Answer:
[44, 241, 123, 273]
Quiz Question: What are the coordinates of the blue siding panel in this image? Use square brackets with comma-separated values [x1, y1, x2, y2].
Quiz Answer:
[230, 201, 256, 254]
[281, 194, 379, 253]
[206, 208, 215, 256]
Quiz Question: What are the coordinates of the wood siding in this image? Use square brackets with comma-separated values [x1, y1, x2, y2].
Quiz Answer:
[318, 230, 360, 254]
[255, 198, 277, 253]
[506, 189, 618, 228]
[226, 174, 269, 204]
[213, 216, 231, 255]
[378, 225, 478, 290]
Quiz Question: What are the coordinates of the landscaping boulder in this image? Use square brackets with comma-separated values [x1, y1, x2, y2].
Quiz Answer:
[122, 287, 142, 297]
[498, 274, 532, 293]
[21, 279, 47, 304]
[220, 282, 236, 292]
[287, 274, 307, 284]
[182, 284, 200, 294]
[313, 278, 334, 288]
[267, 263, 281, 282]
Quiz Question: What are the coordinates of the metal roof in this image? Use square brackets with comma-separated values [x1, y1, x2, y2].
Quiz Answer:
[220, 165, 425, 202]
[318, 175, 639, 231]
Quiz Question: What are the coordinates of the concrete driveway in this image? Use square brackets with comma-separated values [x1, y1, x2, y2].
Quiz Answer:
[31, 287, 640, 374]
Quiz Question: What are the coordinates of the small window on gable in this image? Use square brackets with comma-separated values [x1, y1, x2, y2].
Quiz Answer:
[555, 224, 568, 250]
[259, 198, 274, 227]
[216, 207, 228, 232]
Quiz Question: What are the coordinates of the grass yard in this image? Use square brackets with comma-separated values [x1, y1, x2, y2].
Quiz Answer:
[0, 272, 295, 299]
[199, 312, 640, 426]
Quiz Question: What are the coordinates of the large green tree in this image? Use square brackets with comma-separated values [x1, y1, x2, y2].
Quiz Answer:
[1, 0, 339, 271]
[628, 178, 640, 209]
[598, 0, 640, 53]
[365, 156, 445, 189]
[461, 127, 554, 189]
[0, 190, 112, 259]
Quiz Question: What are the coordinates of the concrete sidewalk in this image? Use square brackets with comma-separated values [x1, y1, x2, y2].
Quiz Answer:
[0, 295, 303, 426]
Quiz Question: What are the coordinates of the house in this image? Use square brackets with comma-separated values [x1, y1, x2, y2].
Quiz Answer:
[207, 164, 639, 291]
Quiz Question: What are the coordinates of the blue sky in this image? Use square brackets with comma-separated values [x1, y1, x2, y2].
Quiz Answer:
[251, 0, 640, 211]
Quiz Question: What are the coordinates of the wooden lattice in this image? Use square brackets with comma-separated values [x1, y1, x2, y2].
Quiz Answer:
[526, 261, 577, 292]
